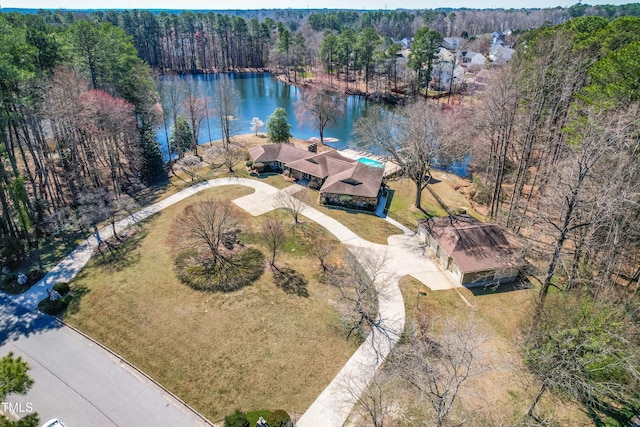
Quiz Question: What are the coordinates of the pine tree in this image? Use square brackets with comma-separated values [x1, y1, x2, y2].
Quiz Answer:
[139, 122, 166, 184]
[266, 107, 292, 143]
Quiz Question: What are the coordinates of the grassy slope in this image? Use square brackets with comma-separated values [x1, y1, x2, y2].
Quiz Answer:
[63, 185, 357, 421]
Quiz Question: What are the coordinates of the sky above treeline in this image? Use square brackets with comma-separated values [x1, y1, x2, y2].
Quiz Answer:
[1, 0, 633, 11]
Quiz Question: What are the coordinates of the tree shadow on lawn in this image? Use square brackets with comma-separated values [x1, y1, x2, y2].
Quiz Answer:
[60, 283, 90, 318]
[132, 177, 170, 206]
[92, 229, 146, 272]
[272, 267, 309, 298]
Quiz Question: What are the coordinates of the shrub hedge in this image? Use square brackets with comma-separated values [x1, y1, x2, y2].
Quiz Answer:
[53, 282, 70, 296]
[38, 294, 72, 316]
[267, 409, 292, 427]
[224, 410, 250, 427]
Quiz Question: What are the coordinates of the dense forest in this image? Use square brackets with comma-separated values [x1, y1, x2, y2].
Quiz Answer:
[1, 5, 640, 422]
[469, 15, 640, 421]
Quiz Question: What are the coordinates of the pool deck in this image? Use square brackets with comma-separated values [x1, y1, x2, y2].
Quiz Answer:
[339, 148, 401, 177]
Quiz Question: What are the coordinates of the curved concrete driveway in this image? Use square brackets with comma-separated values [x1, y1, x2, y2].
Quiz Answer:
[2, 177, 457, 426]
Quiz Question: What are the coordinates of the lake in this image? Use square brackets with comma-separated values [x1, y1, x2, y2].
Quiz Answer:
[157, 72, 368, 157]
[157, 72, 470, 177]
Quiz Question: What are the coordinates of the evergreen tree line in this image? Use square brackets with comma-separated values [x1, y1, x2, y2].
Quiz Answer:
[27, 5, 638, 76]
[0, 12, 164, 266]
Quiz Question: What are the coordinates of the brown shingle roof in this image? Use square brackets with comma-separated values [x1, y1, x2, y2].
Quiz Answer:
[248, 143, 312, 164]
[248, 144, 384, 199]
[285, 151, 354, 179]
[320, 161, 384, 198]
[420, 215, 524, 273]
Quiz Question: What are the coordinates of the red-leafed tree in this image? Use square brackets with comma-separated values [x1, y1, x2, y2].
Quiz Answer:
[79, 89, 140, 197]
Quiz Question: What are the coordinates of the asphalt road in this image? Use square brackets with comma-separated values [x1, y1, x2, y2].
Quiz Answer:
[0, 294, 211, 427]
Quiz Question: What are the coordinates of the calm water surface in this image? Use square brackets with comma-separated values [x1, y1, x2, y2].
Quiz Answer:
[157, 72, 470, 177]
[157, 72, 368, 157]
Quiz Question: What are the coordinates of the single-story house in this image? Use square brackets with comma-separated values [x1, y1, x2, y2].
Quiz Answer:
[248, 143, 311, 171]
[417, 215, 526, 287]
[249, 143, 385, 211]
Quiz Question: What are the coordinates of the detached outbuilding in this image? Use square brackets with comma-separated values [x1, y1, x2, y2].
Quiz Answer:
[418, 215, 526, 287]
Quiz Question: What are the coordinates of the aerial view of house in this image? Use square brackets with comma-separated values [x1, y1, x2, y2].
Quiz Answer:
[1, 3, 639, 427]
[418, 215, 526, 286]
[249, 143, 385, 211]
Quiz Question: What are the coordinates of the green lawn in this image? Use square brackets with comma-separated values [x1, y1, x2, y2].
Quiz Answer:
[63, 185, 357, 422]
[387, 178, 448, 222]
[387, 175, 483, 228]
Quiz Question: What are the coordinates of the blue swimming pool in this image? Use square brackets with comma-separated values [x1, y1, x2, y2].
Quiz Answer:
[358, 157, 384, 168]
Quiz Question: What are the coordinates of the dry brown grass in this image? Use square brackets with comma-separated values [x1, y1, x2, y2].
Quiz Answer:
[430, 171, 484, 220]
[387, 178, 449, 220]
[390, 278, 592, 426]
[63, 185, 357, 421]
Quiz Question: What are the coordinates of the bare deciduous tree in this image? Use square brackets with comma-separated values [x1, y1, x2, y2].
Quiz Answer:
[157, 75, 186, 155]
[204, 143, 244, 174]
[214, 76, 241, 148]
[349, 371, 392, 427]
[392, 313, 486, 427]
[306, 235, 338, 276]
[534, 105, 638, 310]
[475, 66, 520, 220]
[182, 79, 209, 156]
[294, 84, 344, 144]
[106, 194, 139, 242]
[176, 155, 203, 182]
[329, 248, 396, 348]
[355, 101, 468, 210]
[77, 187, 113, 254]
[275, 189, 309, 226]
[173, 198, 240, 266]
[261, 217, 286, 268]
[522, 292, 640, 420]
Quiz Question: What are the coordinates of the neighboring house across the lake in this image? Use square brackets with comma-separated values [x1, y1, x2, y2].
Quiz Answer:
[468, 68, 493, 91]
[391, 37, 414, 50]
[432, 61, 465, 91]
[461, 51, 486, 70]
[491, 31, 506, 45]
[442, 36, 464, 51]
[489, 44, 516, 65]
[249, 143, 385, 211]
[417, 215, 526, 287]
